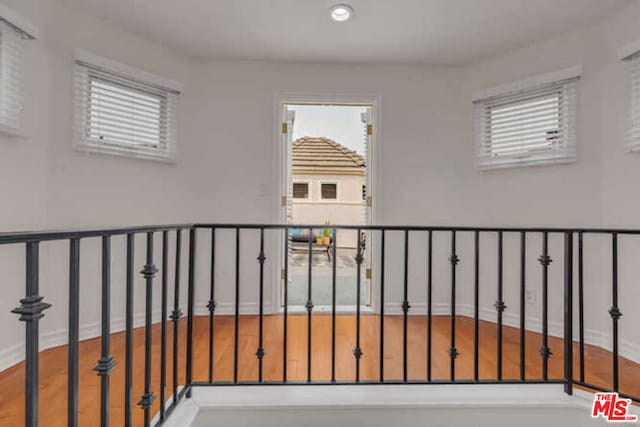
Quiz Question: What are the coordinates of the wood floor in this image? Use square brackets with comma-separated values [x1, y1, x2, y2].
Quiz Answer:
[1, 314, 639, 426]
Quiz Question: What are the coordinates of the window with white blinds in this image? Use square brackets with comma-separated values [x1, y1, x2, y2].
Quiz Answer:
[628, 54, 640, 152]
[474, 77, 578, 170]
[74, 55, 179, 161]
[0, 20, 24, 134]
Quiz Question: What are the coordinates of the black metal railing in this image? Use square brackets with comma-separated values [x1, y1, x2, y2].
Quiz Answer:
[4, 224, 192, 427]
[2, 223, 640, 427]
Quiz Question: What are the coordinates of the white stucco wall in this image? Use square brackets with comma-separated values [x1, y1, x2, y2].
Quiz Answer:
[292, 174, 365, 247]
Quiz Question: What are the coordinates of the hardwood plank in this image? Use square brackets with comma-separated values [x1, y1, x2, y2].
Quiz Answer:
[0, 315, 638, 426]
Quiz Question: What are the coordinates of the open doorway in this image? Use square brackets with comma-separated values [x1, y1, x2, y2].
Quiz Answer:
[279, 101, 374, 310]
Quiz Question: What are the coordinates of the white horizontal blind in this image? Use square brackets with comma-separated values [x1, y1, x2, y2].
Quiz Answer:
[628, 54, 640, 152]
[0, 21, 24, 132]
[475, 79, 577, 169]
[74, 61, 178, 161]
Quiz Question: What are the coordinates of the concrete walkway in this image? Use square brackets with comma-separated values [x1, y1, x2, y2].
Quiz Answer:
[288, 249, 369, 306]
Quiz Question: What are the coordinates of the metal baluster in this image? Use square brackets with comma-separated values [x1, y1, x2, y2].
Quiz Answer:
[563, 232, 574, 395]
[610, 233, 621, 392]
[139, 232, 157, 427]
[495, 231, 506, 381]
[124, 234, 134, 427]
[12, 241, 50, 427]
[538, 231, 552, 381]
[257, 228, 266, 382]
[354, 229, 364, 382]
[331, 229, 337, 383]
[578, 232, 585, 383]
[380, 229, 386, 382]
[170, 229, 183, 403]
[95, 236, 117, 426]
[207, 229, 216, 383]
[283, 227, 289, 382]
[449, 230, 459, 381]
[68, 239, 80, 427]
[159, 231, 168, 420]
[306, 227, 314, 382]
[186, 228, 196, 395]
[520, 231, 526, 381]
[234, 228, 240, 383]
[473, 231, 479, 382]
[402, 230, 410, 383]
[427, 230, 432, 382]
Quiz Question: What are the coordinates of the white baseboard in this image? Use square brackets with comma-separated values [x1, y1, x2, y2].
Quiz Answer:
[0, 302, 261, 372]
[194, 302, 265, 316]
[0, 309, 162, 373]
[2, 300, 638, 373]
[382, 302, 639, 364]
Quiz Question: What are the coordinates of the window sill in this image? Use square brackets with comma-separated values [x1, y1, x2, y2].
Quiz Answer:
[293, 199, 352, 205]
[477, 154, 576, 171]
[626, 141, 640, 153]
[74, 142, 176, 164]
[0, 123, 27, 139]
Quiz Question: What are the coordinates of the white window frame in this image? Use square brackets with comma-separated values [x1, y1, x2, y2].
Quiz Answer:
[319, 181, 339, 201]
[473, 67, 581, 170]
[292, 180, 311, 200]
[0, 6, 38, 137]
[619, 40, 640, 153]
[73, 49, 182, 162]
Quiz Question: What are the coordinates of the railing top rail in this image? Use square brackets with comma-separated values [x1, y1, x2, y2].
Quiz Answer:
[0, 224, 193, 244]
[193, 223, 640, 234]
[2, 222, 640, 245]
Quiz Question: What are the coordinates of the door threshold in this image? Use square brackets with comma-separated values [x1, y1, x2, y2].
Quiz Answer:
[281, 305, 374, 314]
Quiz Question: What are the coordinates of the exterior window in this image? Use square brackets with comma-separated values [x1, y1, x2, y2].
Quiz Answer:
[293, 182, 309, 199]
[321, 183, 337, 200]
[474, 71, 578, 169]
[0, 21, 25, 134]
[74, 51, 180, 161]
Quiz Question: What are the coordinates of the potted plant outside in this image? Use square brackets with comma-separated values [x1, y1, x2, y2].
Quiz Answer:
[323, 221, 331, 245]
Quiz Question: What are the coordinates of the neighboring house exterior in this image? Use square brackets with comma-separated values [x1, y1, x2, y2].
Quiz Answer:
[292, 136, 365, 248]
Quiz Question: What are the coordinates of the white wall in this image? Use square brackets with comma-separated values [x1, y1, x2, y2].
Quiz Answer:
[0, 0, 197, 230]
[186, 0, 640, 364]
[2, 0, 640, 372]
[0, 0, 197, 370]
[186, 59, 467, 324]
[186, 60, 467, 225]
[462, 0, 640, 362]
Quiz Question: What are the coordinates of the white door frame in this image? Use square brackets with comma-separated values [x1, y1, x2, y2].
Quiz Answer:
[270, 92, 382, 314]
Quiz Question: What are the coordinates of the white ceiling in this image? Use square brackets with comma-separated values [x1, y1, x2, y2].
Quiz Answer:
[75, 0, 632, 65]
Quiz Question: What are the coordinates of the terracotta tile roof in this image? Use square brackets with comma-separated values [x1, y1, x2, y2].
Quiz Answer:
[292, 137, 365, 176]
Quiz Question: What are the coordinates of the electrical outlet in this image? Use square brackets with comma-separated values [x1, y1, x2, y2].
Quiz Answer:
[526, 289, 537, 305]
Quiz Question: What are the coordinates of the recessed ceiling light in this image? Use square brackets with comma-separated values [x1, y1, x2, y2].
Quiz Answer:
[330, 4, 354, 22]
